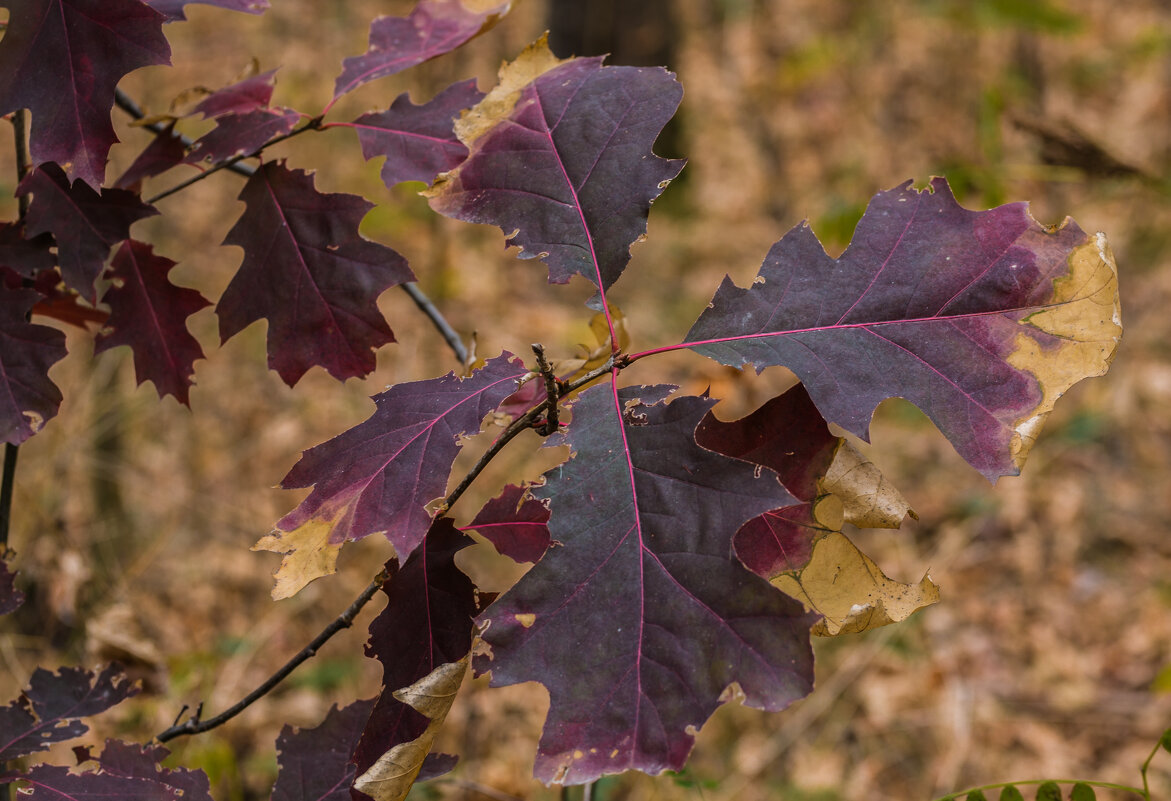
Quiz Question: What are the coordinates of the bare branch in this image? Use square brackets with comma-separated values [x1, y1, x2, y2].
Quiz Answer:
[156, 568, 388, 742]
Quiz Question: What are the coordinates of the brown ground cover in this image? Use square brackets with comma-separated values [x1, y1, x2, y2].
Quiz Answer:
[3, 1, 1170, 799]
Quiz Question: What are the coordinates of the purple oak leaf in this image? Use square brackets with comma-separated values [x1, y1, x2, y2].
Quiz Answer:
[85, 740, 213, 801]
[217, 160, 414, 386]
[351, 519, 478, 799]
[184, 108, 301, 164]
[191, 68, 278, 118]
[426, 40, 684, 295]
[0, 284, 67, 445]
[416, 753, 458, 782]
[349, 79, 483, 188]
[270, 699, 374, 801]
[685, 178, 1121, 481]
[478, 383, 817, 784]
[18, 163, 158, 300]
[331, 0, 510, 104]
[95, 240, 211, 405]
[0, 0, 170, 188]
[0, 223, 55, 278]
[144, 0, 269, 23]
[694, 384, 841, 576]
[464, 483, 550, 563]
[0, 665, 137, 761]
[260, 353, 527, 598]
[114, 124, 190, 190]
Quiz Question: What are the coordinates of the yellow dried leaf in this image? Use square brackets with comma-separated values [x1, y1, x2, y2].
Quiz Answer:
[772, 532, 940, 636]
[251, 499, 354, 600]
[822, 441, 916, 529]
[444, 34, 565, 153]
[1008, 231, 1121, 471]
[353, 656, 469, 801]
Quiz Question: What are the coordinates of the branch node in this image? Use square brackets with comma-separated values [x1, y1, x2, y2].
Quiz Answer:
[531, 344, 560, 436]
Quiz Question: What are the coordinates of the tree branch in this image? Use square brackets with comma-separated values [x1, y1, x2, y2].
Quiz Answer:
[400, 282, 468, 366]
[156, 568, 389, 742]
[113, 88, 255, 179]
[532, 343, 560, 435]
[157, 355, 616, 743]
[145, 116, 323, 205]
[113, 89, 469, 365]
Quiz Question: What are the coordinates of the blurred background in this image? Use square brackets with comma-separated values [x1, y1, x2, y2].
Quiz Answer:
[2, 0, 1170, 799]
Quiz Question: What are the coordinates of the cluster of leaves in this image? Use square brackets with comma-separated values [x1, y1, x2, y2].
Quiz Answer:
[0, 0, 1122, 799]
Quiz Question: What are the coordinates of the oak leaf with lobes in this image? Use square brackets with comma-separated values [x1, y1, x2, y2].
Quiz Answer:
[94, 241, 210, 406]
[695, 383, 914, 578]
[0, 284, 67, 446]
[478, 383, 817, 785]
[350, 79, 484, 189]
[352, 520, 478, 801]
[18, 163, 158, 301]
[331, 0, 511, 103]
[216, 161, 414, 386]
[258, 354, 527, 599]
[685, 178, 1121, 481]
[426, 38, 684, 295]
[0, 0, 171, 188]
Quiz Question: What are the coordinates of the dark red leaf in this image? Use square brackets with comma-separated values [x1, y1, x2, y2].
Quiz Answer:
[0, 0, 170, 188]
[184, 107, 301, 164]
[694, 385, 840, 576]
[270, 699, 374, 801]
[331, 0, 510, 104]
[18, 164, 158, 300]
[696, 384, 836, 501]
[685, 178, 1121, 481]
[494, 377, 544, 422]
[0, 283, 67, 445]
[478, 383, 816, 784]
[0, 665, 137, 760]
[114, 124, 190, 190]
[143, 0, 269, 23]
[351, 519, 478, 797]
[350, 79, 483, 188]
[94, 240, 210, 405]
[426, 42, 684, 294]
[217, 160, 414, 385]
[91, 740, 212, 800]
[464, 483, 550, 563]
[28, 268, 110, 330]
[0, 553, 24, 615]
[191, 69, 277, 118]
[10, 764, 174, 799]
[416, 753, 458, 782]
[9, 740, 211, 800]
[0, 223, 55, 278]
[263, 354, 527, 598]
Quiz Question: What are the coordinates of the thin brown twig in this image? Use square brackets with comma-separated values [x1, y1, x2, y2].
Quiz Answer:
[155, 358, 617, 742]
[114, 89, 469, 366]
[401, 282, 469, 366]
[438, 355, 615, 516]
[155, 568, 389, 742]
[145, 116, 323, 205]
[532, 343, 560, 435]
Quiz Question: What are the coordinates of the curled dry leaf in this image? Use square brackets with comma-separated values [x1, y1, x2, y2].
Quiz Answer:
[772, 531, 941, 636]
[353, 657, 469, 801]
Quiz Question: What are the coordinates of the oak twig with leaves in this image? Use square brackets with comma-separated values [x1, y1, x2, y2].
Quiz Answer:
[0, 1, 1122, 800]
